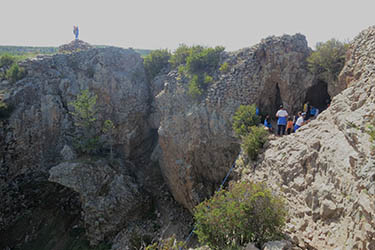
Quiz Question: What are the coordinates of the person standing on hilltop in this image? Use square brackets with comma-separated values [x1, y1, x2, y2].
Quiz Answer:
[73, 25, 79, 40]
[276, 105, 288, 136]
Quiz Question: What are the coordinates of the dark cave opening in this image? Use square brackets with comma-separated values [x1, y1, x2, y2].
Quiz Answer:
[304, 80, 331, 112]
[259, 82, 283, 119]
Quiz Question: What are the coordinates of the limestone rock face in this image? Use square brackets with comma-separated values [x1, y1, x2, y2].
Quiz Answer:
[0, 47, 152, 246]
[49, 159, 151, 245]
[155, 34, 316, 211]
[242, 27, 375, 250]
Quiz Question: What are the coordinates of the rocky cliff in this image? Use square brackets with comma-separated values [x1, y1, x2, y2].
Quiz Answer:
[0, 31, 352, 249]
[154, 34, 319, 211]
[0, 47, 163, 249]
[240, 26, 375, 249]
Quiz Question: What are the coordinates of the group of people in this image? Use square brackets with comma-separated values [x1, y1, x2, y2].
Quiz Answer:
[264, 101, 320, 136]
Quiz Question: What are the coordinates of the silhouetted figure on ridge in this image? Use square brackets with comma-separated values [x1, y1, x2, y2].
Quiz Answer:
[73, 25, 79, 40]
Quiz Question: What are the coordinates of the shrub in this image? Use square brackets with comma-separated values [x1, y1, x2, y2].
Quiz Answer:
[188, 74, 203, 100]
[69, 89, 100, 154]
[0, 54, 16, 68]
[185, 46, 224, 75]
[6, 63, 26, 83]
[144, 49, 171, 82]
[307, 39, 348, 81]
[367, 124, 375, 142]
[170, 45, 224, 99]
[145, 236, 185, 250]
[232, 105, 261, 137]
[242, 126, 268, 160]
[219, 62, 229, 73]
[194, 181, 287, 249]
[169, 44, 192, 68]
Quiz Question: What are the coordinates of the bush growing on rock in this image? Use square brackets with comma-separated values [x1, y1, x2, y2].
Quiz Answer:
[194, 181, 287, 249]
[232, 104, 261, 137]
[307, 39, 348, 81]
[5, 63, 26, 83]
[0, 54, 16, 68]
[143, 49, 171, 82]
[219, 62, 229, 73]
[242, 126, 268, 160]
[170, 45, 224, 99]
[69, 89, 100, 154]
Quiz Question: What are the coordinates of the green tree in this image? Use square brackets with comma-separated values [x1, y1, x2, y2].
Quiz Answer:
[69, 89, 99, 154]
[232, 105, 261, 137]
[194, 181, 287, 249]
[307, 39, 348, 81]
[143, 49, 171, 82]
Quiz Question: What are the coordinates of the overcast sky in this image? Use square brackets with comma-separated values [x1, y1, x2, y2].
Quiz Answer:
[1, 0, 374, 51]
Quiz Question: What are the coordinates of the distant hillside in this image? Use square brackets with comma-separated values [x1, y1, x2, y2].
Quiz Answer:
[0, 46, 57, 55]
[0, 45, 152, 57]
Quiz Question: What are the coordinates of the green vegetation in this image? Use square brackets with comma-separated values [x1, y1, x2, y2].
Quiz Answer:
[5, 63, 26, 83]
[143, 49, 171, 82]
[0, 54, 27, 83]
[69, 89, 116, 156]
[242, 126, 268, 160]
[69, 89, 100, 154]
[232, 105, 267, 160]
[307, 39, 348, 81]
[219, 62, 229, 73]
[194, 181, 287, 249]
[232, 104, 261, 137]
[145, 236, 185, 250]
[367, 124, 375, 142]
[0, 54, 16, 68]
[170, 44, 224, 99]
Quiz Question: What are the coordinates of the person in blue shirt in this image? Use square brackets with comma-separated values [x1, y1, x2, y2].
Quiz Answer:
[264, 115, 273, 132]
[73, 25, 79, 40]
[276, 105, 288, 135]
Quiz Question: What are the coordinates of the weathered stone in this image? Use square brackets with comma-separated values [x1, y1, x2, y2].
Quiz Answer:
[243, 242, 260, 250]
[320, 200, 337, 220]
[49, 159, 151, 245]
[155, 34, 319, 211]
[263, 240, 292, 250]
[242, 26, 375, 249]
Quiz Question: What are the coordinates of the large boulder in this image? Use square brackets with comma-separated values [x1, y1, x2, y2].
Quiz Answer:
[154, 34, 316, 211]
[49, 159, 151, 245]
[242, 26, 375, 249]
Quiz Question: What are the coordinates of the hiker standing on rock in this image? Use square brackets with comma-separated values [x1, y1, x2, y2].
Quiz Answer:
[73, 25, 79, 40]
[276, 105, 288, 136]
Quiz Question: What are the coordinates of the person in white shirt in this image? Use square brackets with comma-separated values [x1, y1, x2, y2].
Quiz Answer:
[294, 112, 305, 131]
[275, 105, 288, 135]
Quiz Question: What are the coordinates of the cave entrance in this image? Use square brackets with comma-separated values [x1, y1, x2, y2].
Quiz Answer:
[304, 80, 331, 112]
[258, 82, 283, 119]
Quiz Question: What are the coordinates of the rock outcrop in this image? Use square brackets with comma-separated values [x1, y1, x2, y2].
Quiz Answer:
[58, 39, 93, 53]
[154, 34, 317, 211]
[49, 159, 151, 245]
[0, 47, 154, 247]
[241, 26, 375, 249]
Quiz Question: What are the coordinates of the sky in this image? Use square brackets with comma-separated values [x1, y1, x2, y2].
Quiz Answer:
[1, 0, 375, 51]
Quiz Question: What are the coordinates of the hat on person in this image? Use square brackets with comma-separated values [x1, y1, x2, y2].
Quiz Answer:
[280, 104, 283, 108]
[302, 112, 306, 116]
